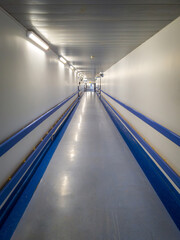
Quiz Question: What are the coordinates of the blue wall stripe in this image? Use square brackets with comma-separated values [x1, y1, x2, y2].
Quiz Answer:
[0, 98, 79, 225]
[101, 95, 180, 189]
[98, 94, 180, 229]
[101, 90, 180, 146]
[0, 91, 78, 157]
[0, 100, 80, 240]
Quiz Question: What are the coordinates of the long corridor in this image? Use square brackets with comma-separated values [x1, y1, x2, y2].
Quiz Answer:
[11, 92, 179, 240]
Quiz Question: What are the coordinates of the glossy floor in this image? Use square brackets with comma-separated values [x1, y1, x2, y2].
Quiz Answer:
[12, 92, 180, 240]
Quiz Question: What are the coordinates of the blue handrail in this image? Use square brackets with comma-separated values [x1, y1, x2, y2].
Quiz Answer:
[0, 91, 78, 157]
[97, 93, 180, 229]
[101, 90, 180, 146]
[0, 98, 79, 226]
[100, 95, 180, 189]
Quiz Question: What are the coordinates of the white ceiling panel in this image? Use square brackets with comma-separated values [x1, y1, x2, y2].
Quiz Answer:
[0, 0, 180, 79]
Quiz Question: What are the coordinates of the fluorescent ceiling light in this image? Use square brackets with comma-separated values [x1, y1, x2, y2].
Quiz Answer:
[59, 57, 67, 64]
[27, 31, 49, 50]
[70, 65, 74, 70]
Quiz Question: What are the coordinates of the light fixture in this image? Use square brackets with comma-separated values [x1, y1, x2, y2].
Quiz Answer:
[70, 65, 74, 70]
[59, 57, 67, 64]
[77, 72, 84, 80]
[27, 31, 49, 50]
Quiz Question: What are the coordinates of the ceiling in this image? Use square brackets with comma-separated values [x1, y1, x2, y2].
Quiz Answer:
[0, 0, 180, 80]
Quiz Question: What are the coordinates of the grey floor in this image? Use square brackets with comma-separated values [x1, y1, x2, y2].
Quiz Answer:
[12, 92, 180, 240]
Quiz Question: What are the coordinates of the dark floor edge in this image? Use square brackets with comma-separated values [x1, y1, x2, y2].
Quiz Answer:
[97, 93, 180, 230]
[0, 100, 81, 240]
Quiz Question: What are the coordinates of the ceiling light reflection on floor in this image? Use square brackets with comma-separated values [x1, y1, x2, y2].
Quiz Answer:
[69, 149, 75, 162]
[60, 175, 69, 196]
[75, 133, 78, 142]
[82, 101, 86, 113]
[79, 115, 82, 123]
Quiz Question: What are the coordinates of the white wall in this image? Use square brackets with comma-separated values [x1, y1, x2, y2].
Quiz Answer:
[101, 17, 180, 177]
[0, 9, 78, 187]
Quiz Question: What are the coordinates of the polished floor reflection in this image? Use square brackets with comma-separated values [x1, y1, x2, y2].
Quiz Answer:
[12, 92, 180, 240]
